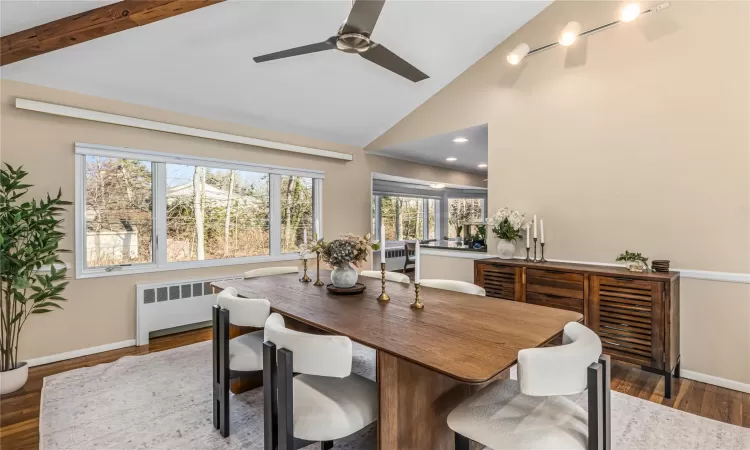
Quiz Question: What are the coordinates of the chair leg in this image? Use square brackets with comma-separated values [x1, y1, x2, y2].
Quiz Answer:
[454, 433, 471, 450]
[212, 306, 220, 430]
[263, 342, 278, 450]
[321, 441, 333, 450]
[587, 361, 604, 450]
[219, 308, 230, 438]
[598, 355, 611, 450]
[278, 348, 294, 450]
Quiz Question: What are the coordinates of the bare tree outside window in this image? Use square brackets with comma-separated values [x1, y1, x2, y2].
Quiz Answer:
[166, 164, 270, 261]
[448, 198, 484, 238]
[84, 156, 153, 267]
[280, 176, 313, 253]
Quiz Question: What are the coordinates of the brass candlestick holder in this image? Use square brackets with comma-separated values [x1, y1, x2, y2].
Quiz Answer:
[377, 262, 390, 302]
[300, 258, 312, 282]
[410, 283, 424, 309]
[525, 245, 531, 262]
[540, 242, 547, 263]
[533, 237, 539, 262]
[313, 251, 324, 286]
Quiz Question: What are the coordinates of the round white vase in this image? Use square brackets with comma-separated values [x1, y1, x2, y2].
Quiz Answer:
[331, 263, 358, 288]
[0, 362, 29, 395]
[496, 239, 516, 259]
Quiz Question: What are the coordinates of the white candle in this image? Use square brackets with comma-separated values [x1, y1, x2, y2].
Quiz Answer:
[533, 215, 538, 239]
[540, 219, 545, 244]
[380, 224, 386, 263]
[314, 219, 320, 240]
[303, 228, 307, 244]
[526, 223, 530, 248]
[414, 241, 421, 284]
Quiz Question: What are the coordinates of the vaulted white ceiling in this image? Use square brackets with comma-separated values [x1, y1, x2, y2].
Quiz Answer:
[1, 0, 549, 147]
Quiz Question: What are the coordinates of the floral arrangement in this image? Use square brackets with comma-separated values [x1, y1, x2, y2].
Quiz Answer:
[313, 233, 380, 268]
[487, 207, 527, 242]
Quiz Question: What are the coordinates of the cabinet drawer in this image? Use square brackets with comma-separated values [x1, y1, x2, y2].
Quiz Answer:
[527, 292, 584, 313]
[526, 269, 584, 299]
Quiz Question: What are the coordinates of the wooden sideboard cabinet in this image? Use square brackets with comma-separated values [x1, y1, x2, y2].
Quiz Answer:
[475, 258, 681, 398]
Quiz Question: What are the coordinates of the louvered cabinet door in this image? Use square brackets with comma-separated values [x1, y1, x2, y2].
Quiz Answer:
[475, 263, 522, 301]
[589, 276, 665, 369]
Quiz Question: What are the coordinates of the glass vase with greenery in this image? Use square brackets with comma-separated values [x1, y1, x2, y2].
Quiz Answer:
[1, 164, 70, 375]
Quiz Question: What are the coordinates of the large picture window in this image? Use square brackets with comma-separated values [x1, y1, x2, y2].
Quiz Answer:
[378, 196, 436, 241]
[76, 144, 323, 278]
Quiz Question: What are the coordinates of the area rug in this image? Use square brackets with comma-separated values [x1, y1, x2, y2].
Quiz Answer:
[40, 341, 750, 450]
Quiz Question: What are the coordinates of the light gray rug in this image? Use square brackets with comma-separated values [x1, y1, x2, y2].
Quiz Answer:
[40, 341, 750, 450]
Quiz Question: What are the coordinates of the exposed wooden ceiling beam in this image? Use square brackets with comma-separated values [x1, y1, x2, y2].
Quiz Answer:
[1, 0, 223, 66]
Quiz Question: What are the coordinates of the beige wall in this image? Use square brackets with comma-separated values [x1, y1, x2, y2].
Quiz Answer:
[421, 255, 477, 283]
[0, 79, 486, 361]
[369, 2, 750, 385]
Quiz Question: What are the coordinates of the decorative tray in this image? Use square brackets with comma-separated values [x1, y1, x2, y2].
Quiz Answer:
[326, 283, 366, 295]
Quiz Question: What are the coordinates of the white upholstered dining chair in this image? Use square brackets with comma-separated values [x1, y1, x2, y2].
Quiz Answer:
[262, 313, 378, 450]
[212, 287, 271, 437]
[360, 270, 410, 284]
[447, 322, 610, 450]
[419, 279, 486, 296]
[244, 266, 298, 278]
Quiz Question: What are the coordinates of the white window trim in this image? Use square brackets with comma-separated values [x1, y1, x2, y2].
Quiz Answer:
[75, 143, 323, 279]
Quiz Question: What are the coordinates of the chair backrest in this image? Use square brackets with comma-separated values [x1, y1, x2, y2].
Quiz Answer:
[404, 242, 416, 252]
[264, 313, 352, 378]
[216, 287, 271, 327]
[419, 279, 486, 296]
[244, 266, 298, 279]
[517, 322, 602, 396]
[360, 270, 410, 284]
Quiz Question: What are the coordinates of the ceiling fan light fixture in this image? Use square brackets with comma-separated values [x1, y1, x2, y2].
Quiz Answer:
[336, 33, 371, 53]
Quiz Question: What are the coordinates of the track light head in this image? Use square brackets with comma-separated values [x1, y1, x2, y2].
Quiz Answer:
[507, 43, 530, 65]
[620, 3, 642, 22]
[559, 21, 582, 46]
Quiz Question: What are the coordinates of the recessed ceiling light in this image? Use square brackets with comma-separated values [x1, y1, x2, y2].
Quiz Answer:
[478, 163, 488, 168]
[446, 157, 457, 161]
[429, 183, 445, 189]
[452, 137, 469, 143]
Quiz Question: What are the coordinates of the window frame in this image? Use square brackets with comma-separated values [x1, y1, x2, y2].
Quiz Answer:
[373, 194, 438, 243]
[74, 143, 324, 279]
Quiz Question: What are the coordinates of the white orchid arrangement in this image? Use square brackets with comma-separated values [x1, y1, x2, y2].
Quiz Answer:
[487, 207, 527, 242]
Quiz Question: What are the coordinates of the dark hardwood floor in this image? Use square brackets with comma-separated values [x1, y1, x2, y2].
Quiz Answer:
[1, 327, 748, 449]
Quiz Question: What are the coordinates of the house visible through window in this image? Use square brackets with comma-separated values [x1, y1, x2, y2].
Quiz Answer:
[76, 144, 324, 278]
[85, 156, 153, 268]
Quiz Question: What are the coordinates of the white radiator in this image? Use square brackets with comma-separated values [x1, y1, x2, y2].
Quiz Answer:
[136, 274, 243, 346]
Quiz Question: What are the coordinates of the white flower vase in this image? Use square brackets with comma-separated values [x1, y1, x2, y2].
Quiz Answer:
[0, 362, 29, 395]
[331, 262, 358, 288]
[496, 239, 516, 260]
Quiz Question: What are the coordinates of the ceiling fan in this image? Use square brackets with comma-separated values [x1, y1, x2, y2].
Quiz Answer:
[253, 0, 429, 83]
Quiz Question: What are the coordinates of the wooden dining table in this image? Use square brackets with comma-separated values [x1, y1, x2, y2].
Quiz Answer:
[212, 271, 582, 450]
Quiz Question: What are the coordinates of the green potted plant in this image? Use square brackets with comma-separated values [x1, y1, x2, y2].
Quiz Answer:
[616, 250, 650, 272]
[1, 164, 70, 394]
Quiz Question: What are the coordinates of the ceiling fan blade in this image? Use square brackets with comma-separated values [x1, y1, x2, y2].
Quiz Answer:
[254, 37, 337, 63]
[340, 0, 386, 35]
[360, 43, 429, 82]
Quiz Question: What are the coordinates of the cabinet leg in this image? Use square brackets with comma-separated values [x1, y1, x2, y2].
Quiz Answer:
[664, 371, 672, 399]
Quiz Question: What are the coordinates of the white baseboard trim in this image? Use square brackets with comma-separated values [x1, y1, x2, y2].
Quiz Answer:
[680, 369, 750, 394]
[26, 339, 136, 368]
